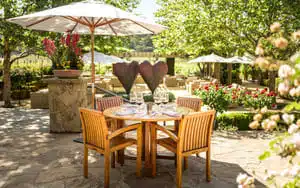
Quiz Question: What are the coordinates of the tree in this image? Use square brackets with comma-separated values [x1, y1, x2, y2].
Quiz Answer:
[153, 0, 300, 58]
[0, 0, 140, 107]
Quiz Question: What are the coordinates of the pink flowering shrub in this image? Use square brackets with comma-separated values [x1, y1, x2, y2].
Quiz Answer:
[42, 32, 84, 70]
[237, 23, 300, 188]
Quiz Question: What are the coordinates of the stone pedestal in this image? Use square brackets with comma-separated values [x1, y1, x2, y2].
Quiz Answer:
[45, 78, 89, 133]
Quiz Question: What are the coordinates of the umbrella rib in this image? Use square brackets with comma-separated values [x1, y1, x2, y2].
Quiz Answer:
[70, 16, 82, 33]
[94, 18, 103, 26]
[62, 16, 90, 26]
[127, 19, 155, 34]
[95, 18, 121, 27]
[104, 18, 117, 36]
[26, 16, 54, 28]
[83, 17, 92, 26]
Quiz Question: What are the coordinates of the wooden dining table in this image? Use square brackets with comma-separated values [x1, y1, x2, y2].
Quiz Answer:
[103, 104, 194, 173]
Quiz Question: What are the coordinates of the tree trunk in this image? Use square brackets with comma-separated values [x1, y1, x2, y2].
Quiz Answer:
[227, 64, 232, 84]
[3, 36, 12, 107]
[166, 57, 175, 76]
[269, 71, 276, 92]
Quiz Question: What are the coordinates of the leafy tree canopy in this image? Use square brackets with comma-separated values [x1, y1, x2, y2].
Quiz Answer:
[153, 0, 300, 57]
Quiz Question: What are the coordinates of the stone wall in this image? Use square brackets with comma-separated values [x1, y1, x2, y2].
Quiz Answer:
[45, 78, 89, 133]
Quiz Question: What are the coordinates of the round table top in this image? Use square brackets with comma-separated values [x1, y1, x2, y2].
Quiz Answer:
[103, 105, 194, 122]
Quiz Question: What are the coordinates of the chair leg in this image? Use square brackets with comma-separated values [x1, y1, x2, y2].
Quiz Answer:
[163, 121, 166, 126]
[176, 154, 182, 188]
[83, 146, 88, 178]
[111, 152, 115, 168]
[136, 125, 142, 177]
[183, 157, 188, 171]
[104, 152, 110, 188]
[119, 149, 125, 166]
[206, 150, 211, 182]
[196, 153, 200, 158]
[151, 126, 157, 177]
[174, 154, 177, 167]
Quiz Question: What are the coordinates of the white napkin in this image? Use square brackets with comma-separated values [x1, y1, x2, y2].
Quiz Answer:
[115, 109, 135, 116]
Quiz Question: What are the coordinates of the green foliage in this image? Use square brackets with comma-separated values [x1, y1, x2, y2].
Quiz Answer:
[154, 0, 300, 57]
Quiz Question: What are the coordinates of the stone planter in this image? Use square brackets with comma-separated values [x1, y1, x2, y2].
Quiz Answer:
[53, 69, 82, 79]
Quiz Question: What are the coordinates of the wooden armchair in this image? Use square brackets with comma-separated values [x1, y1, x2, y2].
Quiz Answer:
[97, 96, 123, 112]
[79, 108, 142, 188]
[177, 97, 202, 112]
[96, 96, 123, 127]
[165, 97, 202, 131]
[151, 111, 216, 188]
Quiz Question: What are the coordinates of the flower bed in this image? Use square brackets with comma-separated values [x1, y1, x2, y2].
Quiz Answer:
[194, 83, 277, 113]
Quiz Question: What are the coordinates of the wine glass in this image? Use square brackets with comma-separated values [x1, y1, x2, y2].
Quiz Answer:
[130, 92, 137, 105]
[162, 92, 169, 105]
[136, 93, 144, 105]
[153, 89, 161, 105]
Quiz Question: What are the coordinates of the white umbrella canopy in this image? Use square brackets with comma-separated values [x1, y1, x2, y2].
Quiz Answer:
[7, 1, 166, 35]
[83, 51, 127, 64]
[225, 56, 252, 64]
[188, 53, 228, 63]
[7, 0, 167, 107]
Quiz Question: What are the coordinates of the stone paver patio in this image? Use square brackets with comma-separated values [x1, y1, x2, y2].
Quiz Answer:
[0, 107, 276, 188]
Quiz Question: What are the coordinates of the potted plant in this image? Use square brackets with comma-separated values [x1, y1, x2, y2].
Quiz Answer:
[42, 32, 84, 78]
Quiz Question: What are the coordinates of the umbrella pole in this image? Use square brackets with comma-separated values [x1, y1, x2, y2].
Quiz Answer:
[91, 28, 95, 109]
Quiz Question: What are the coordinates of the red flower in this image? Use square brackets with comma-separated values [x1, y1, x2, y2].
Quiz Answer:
[245, 91, 251, 95]
[253, 94, 258, 98]
[260, 90, 266, 94]
[272, 104, 277, 108]
[66, 33, 71, 46]
[228, 85, 232, 88]
[72, 33, 80, 49]
[264, 88, 268, 91]
[204, 85, 209, 90]
[256, 88, 259, 91]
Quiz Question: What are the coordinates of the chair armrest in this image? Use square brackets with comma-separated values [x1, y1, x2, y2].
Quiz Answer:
[108, 123, 140, 140]
[154, 124, 178, 142]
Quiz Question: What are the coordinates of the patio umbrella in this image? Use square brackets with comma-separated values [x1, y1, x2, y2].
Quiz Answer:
[225, 56, 252, 64]
[83, 51, 127, 64]
[7, 0, 167, 107]
[188, 53, 228, 63]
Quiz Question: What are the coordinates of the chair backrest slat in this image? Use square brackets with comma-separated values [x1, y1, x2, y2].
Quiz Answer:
[177, 97, 202, 112]
[97, 96, 123, 112]
[179, 111, 215, 152]
[80, 108, 108, 149]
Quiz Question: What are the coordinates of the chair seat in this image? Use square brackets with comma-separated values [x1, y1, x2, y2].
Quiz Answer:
[157, 137, 177, 153]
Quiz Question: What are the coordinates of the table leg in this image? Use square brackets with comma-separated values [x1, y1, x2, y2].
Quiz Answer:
[141, 122, 146, 160]
[144, 122, 151, 168]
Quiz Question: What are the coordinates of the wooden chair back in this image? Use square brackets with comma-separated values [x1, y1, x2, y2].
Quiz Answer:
[97, 96, 123, 112]
[177, 97, 202, 112]
[178, 111, 215, 153]
[79, 108, 108, 149]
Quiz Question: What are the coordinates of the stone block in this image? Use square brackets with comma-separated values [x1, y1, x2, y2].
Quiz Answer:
[44, 78, 89, 133]
[31, 89, 49, 109]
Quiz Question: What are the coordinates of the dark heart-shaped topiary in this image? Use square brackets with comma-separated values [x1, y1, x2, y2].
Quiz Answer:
[139, 60, 168, 93]
[113, 61, 139, 94]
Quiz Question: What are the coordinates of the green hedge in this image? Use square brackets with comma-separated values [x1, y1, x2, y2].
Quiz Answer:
[216, 113, 254, 130]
